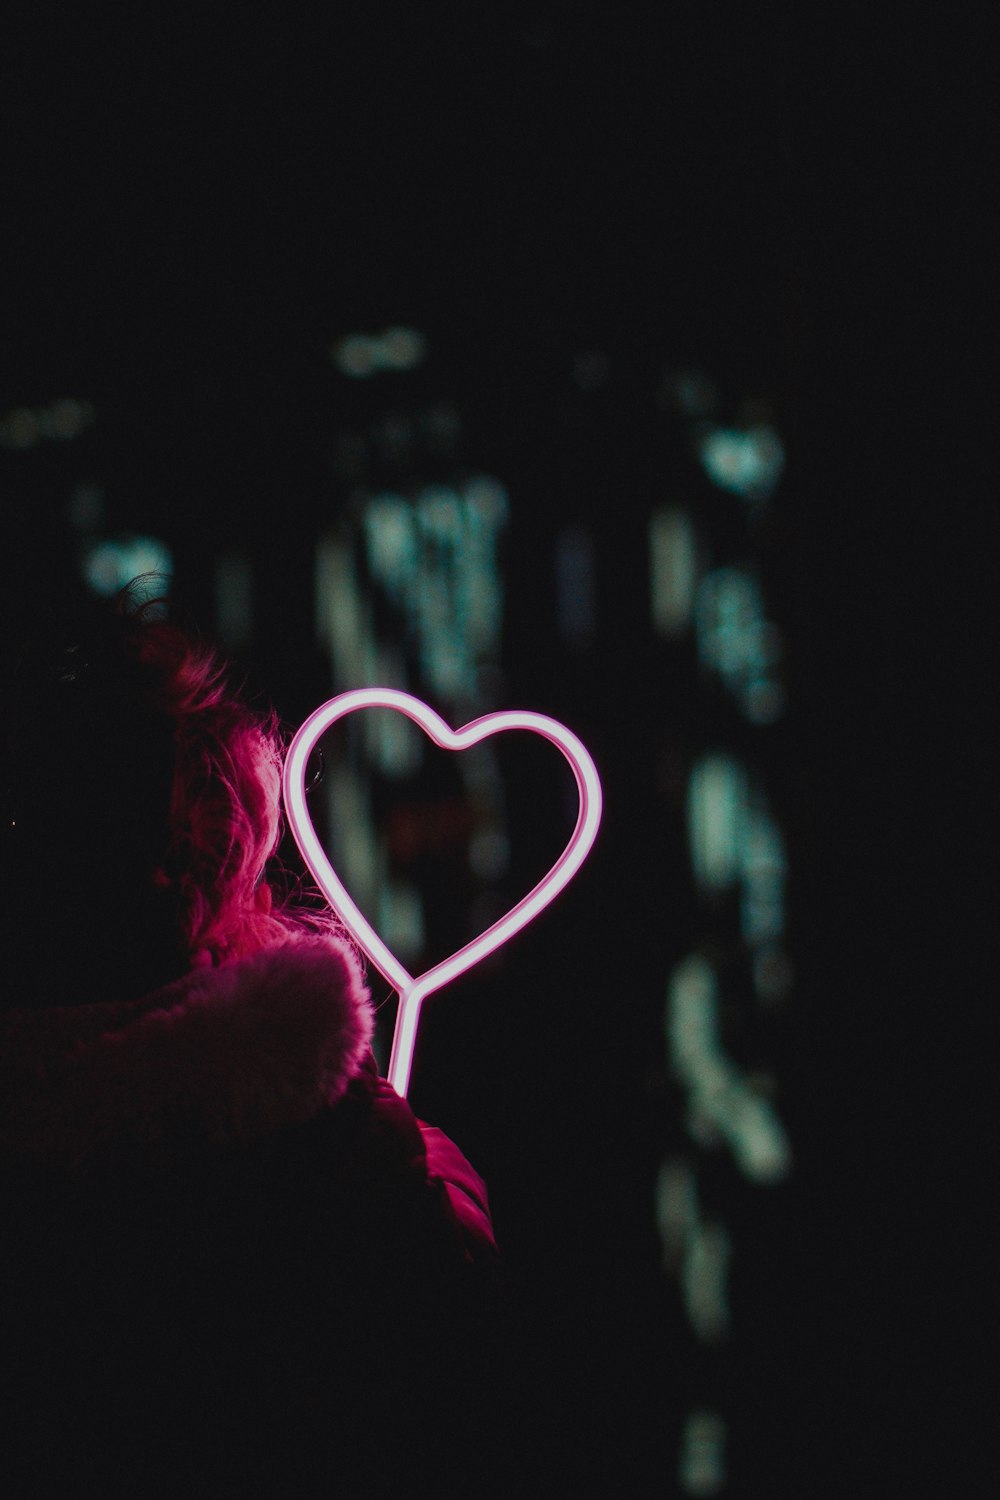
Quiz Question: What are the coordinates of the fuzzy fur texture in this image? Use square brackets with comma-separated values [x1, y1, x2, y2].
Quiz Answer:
[0, 935, 373, 1172]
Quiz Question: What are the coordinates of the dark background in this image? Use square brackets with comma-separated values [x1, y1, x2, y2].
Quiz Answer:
[0, 7, 987, 1493]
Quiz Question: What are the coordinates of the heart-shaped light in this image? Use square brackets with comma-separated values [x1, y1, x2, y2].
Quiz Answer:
[282, 689, 602, 1097]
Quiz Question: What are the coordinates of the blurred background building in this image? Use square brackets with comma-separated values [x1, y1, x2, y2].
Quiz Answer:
[0, 7, 985, 1494]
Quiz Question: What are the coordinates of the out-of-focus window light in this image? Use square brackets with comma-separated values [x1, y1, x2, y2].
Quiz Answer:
[696, 423, 785, 502]
[687, 753, 747, 891]
[82, 536, 173, 598]
[695, 567, 785, 723]
[214, 550, 253, 651]
[462, 477, 508, 660]
[365, 695, 424, 779]
[666, 954, 718, 1064]
[364, 493, 418, 606]
[420, 566, 465, 700]
[418, 484, 464, 545]
[656, 1160, 736, 1355]
[379, 327, 427, 371]
[1, 398, 96, 450]
[679, 1409, 727, 1496]
[682, 1220, 732, 1343]
[666, 954, 792, 1184]
[742, 678, 785, 724]
[334, 335, 377, 379]
[331, 327, 427, 378]
[358, 479, 508, 706]
[649, 507, 698, 637]
[1, 407, 40, 449]
[463, 474, 509, 525]
[697, 567, 760, 676]
[701, 1079, 791, 1184]
[554, 525, 596, 646]
[739, 803, 787, 948]
[687, 755, 788, 949]
[325, 763, 380, 923]
[655, 1155, 699, 1268]
[377, 877, 425, 965]
[45, 399, 95, 441]
[315, 532, 378, 689]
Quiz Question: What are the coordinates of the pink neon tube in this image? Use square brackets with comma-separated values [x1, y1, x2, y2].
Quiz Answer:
[282, 689, 602, 1097]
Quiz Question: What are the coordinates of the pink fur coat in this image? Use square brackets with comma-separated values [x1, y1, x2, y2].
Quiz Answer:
[0, 934, 504, 1491]
[0, 934, 494, 1254]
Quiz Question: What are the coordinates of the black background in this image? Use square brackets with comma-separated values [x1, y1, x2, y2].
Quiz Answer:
[1, 6, 987, 1492]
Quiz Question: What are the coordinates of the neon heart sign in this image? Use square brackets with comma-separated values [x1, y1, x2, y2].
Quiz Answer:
[282, 689, 602, 1098]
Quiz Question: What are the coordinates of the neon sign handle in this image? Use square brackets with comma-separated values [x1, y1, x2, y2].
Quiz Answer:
[282, 689, 602, 1097]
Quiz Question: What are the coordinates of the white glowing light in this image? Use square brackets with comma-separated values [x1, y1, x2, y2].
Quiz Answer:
[82, 536, 174, 597]
[283, 689, 603, 1098]
[697, 423, 785, 501]
[332, 327, 427, 378]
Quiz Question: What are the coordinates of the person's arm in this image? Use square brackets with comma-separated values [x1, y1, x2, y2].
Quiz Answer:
[417, 1118, 497, 1262]
[363, 1061, 498, 1264]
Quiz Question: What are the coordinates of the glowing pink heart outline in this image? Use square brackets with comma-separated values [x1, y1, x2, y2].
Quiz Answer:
[282, 689, 603, 1097]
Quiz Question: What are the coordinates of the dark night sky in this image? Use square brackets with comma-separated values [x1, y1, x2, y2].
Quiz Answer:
[0, 8, 916, 378]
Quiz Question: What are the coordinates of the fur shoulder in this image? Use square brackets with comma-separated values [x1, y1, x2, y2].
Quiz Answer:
[0, 935, 374, 1170]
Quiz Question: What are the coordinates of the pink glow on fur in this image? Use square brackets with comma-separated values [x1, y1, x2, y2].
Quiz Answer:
[282, 689, 602, 1097]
